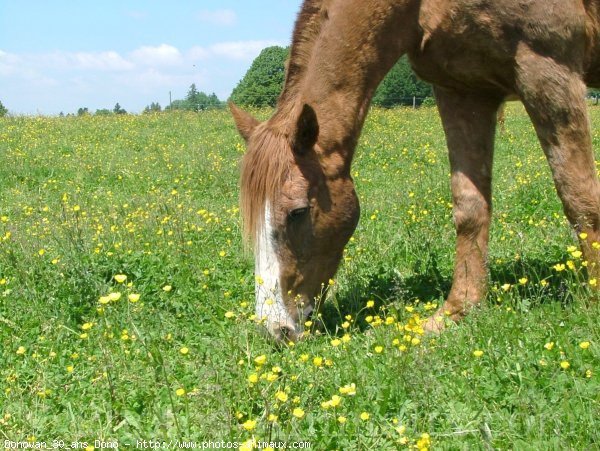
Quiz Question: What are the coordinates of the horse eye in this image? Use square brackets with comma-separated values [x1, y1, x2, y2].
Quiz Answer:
[288, 207, 309, 220]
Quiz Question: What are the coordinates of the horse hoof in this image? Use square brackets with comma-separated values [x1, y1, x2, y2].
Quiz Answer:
[422, 315, 448, 335]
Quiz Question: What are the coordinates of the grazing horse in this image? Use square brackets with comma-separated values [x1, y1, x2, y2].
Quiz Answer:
[231, 0, 600, 342]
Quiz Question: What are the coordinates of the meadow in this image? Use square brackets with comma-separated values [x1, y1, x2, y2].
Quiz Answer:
[0, 104, 599, 450]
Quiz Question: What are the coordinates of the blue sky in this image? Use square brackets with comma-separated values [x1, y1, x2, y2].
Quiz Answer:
[0, 1, 300, 114]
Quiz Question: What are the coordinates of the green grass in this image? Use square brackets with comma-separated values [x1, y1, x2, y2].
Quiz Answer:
[0, 105, 599, 449]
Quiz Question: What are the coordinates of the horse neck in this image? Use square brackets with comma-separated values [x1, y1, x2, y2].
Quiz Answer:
[276, 0, 419, 172]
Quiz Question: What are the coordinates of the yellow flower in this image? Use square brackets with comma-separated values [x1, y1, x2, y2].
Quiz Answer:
[175, 388, 186, 396]
[321, 400, 332, 409]
[473, 350, 484, 358]
[571, 250, 583, 259]
[66, 365, 74, 373]
[579, 341, 591, 350]
[501, 283, 511, 291]
[292, 408, 305, 418]
[360, 412, 370, 421]
[275, 391, 288, 402]
[338, 416, 347, 424]
[224, 311, 235, 319]
[242, 419, 256, 431]
[374, 345, 384, 354]
[247, 373, 258, 384]
[580, 232, 588, 240]
[254, 354, 267, 366]
[544, 342, 555, 351]
[560, 361, 570, 370]
[99, 296, 110, 305]
[342, 334, 351, 343]
[328, 278, 335, 286]
[366, 300, 375, 308]
[518, 277, 528, 285]
[179, 347, 189, 355]
[586, 369, 592, 378]
[108, 292, 121, 302]
[339, 383, 356, 396]
[268, 414, 278, 422]
[330, 395, 341, 407]
[219, 250, 226, 257]
[313, 356, 323, 367]
[128, 293, 140, 303]
[416, 433, 431, 450]
[266, 372, 278, 382]
[590, 278, 597, 287]
[330, 338, 341, 347]
[553, 263, 565, 272]
[114, 274, 127, 283]
[16, 346, 26, 355]
[162, 285, 172, 292]
[81, 322, 93, 331]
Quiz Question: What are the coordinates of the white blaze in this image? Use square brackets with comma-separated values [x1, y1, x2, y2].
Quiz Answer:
[255, 203, 298, 334]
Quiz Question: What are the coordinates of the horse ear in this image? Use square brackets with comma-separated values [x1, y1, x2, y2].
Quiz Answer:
[292, 104, 319, 154]
[229, 102, 259, 142]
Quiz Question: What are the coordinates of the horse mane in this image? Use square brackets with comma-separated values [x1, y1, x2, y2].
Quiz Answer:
[240, 125, 294, 246]
[240, 0, 329, 246]
[278, 0, 329, 106]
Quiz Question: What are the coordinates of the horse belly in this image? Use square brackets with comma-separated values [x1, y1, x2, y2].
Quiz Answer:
[409, 34, 516, 94]
[410, 0, 588, 94]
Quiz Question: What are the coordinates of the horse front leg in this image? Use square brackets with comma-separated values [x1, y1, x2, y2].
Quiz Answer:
[424, 88, 503, 333]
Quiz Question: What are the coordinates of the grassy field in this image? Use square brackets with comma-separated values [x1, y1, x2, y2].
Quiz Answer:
[0, 104, 599, 450]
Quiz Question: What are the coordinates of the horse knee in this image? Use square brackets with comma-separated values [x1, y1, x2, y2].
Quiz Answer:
[559, 183, 600, 229]
[453, 192, 490, 237]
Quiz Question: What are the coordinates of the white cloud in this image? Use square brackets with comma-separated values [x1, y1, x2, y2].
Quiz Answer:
[188, 46, 210, 61]
[0, 40, 283, 114]
[34, 50, 134, 72]
[72, 51, 134, 71]
[210, 40, 281, 60]
[197, 9, 237, 26]
[0, 50, 20, 76]
[130, 44, 183, 66]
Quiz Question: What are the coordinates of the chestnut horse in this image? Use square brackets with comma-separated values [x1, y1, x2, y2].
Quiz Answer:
[231, 0, 600, 342]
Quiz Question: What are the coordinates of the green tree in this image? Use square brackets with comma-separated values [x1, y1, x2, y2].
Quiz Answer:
[165, 99, 187, 111]
[372, 56, 433, 107]
[186, 85, 222, 111]
[166, 86, 222, 111]
[0, 100, 8, 117]
[143, 102, 162, 113]
[113, 103, 127, 115]
[95, 109, 112, 116]
[77, 107, 89, 116]
[230, 46, 289, 107]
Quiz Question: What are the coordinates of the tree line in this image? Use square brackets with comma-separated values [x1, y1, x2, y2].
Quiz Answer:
[5, 45, 600, 117]
[229, 46, 434, 107]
